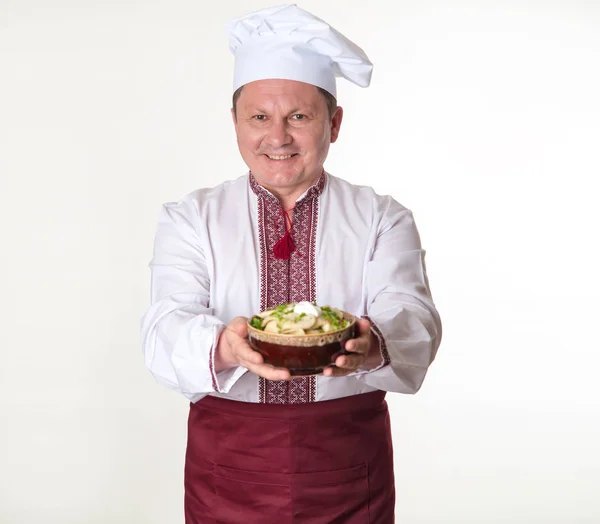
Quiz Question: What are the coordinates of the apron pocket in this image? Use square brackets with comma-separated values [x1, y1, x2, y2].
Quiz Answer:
[212, 464, 292, 523]
[211, 463, 370, 524]
[292, 464, 371, 524]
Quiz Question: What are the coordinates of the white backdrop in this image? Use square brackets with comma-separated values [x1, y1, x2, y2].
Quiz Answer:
[1, 1, 599, 523]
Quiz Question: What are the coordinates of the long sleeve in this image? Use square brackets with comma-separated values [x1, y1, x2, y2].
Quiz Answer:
[354, 197, 442, 394]
[140, 200, 247, 402]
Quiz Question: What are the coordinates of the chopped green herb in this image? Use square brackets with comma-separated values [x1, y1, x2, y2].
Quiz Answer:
[320, 306, 346, 330]
[251, 302, 347, 334]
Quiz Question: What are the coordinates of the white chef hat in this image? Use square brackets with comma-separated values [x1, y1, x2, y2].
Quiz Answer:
[225, 3, 373, 98]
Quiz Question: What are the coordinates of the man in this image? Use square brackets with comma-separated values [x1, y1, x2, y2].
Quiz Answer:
[140, 4, 442, 523]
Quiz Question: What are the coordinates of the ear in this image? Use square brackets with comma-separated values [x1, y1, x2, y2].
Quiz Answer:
[330, 106, 343, 143]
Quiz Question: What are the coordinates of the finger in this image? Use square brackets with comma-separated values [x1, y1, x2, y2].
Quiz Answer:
[322, 352, 366, 376]
[228, 332, 291, 380]
[344, 320, 372, 351]
[344, 336, 369, 355]
[322, 365, 352, 378]
[229, 337, 264, 366]
[245, 362, 291, 381]
[237, 349, 265, 369]
[334, 353, 365, 370]
[228, 316, 250, 337]
[356, 318, 372, 335]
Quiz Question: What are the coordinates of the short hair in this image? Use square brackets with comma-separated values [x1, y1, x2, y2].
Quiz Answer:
[232, 84, 337, 120]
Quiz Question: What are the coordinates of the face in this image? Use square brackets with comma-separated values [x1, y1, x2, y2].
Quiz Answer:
[232, 79, 343, 198]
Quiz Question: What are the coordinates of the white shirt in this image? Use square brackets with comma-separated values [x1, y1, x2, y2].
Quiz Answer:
[140, 172, 442, 404]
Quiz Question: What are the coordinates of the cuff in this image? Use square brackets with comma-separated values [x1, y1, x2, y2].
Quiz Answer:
[209, 326, 247, 393]
[351, 315, 391, 375]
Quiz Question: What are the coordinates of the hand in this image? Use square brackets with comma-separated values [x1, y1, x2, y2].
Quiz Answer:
[215, 317, 291, 381]
[322, 318, 379, 377]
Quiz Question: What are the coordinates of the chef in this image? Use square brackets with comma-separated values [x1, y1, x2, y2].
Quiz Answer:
[140, 4, 442, 523]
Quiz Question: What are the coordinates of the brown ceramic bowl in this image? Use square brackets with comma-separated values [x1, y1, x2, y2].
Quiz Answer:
[247, 310, 357, 376]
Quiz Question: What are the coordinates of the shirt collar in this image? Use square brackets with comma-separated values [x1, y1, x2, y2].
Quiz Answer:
[249, 171, 327, 205]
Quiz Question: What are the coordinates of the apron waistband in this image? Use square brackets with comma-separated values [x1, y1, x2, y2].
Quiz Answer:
[194, 390, 386, 420]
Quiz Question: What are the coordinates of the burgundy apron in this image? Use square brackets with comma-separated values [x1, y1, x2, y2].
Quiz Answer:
[184, 390, 395, 523]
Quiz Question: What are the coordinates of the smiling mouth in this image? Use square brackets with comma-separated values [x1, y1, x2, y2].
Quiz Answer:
[265, 154, 298, 160]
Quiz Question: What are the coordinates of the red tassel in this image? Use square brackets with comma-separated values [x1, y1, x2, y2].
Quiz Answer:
[273, 230, 295, 259]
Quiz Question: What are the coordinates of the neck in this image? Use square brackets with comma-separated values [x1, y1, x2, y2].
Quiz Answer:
[277, 193, 303, 211]
[261, 172, 323, 210]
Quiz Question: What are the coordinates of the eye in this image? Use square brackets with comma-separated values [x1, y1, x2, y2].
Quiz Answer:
[291, 114, 306, 120]
[252, 115, 267, 121]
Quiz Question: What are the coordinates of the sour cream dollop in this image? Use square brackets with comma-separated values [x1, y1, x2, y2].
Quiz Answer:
[293, 301, 321, 317]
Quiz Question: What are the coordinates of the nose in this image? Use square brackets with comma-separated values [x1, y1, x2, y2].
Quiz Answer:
[265, 119, 292, 149]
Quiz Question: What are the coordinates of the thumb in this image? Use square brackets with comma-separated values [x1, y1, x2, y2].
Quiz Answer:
[357, 318, 372, 335]
[229, 316, 249, 337]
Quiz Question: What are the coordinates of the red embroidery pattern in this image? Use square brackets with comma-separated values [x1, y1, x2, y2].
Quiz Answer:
[209, 343, 218, 392]
[257, 197, 267, 311]
[364, 315, 391, 366]
[250, 173, 325, 404]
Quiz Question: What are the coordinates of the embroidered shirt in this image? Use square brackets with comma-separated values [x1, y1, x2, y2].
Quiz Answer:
[140, 172, 442, 404]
